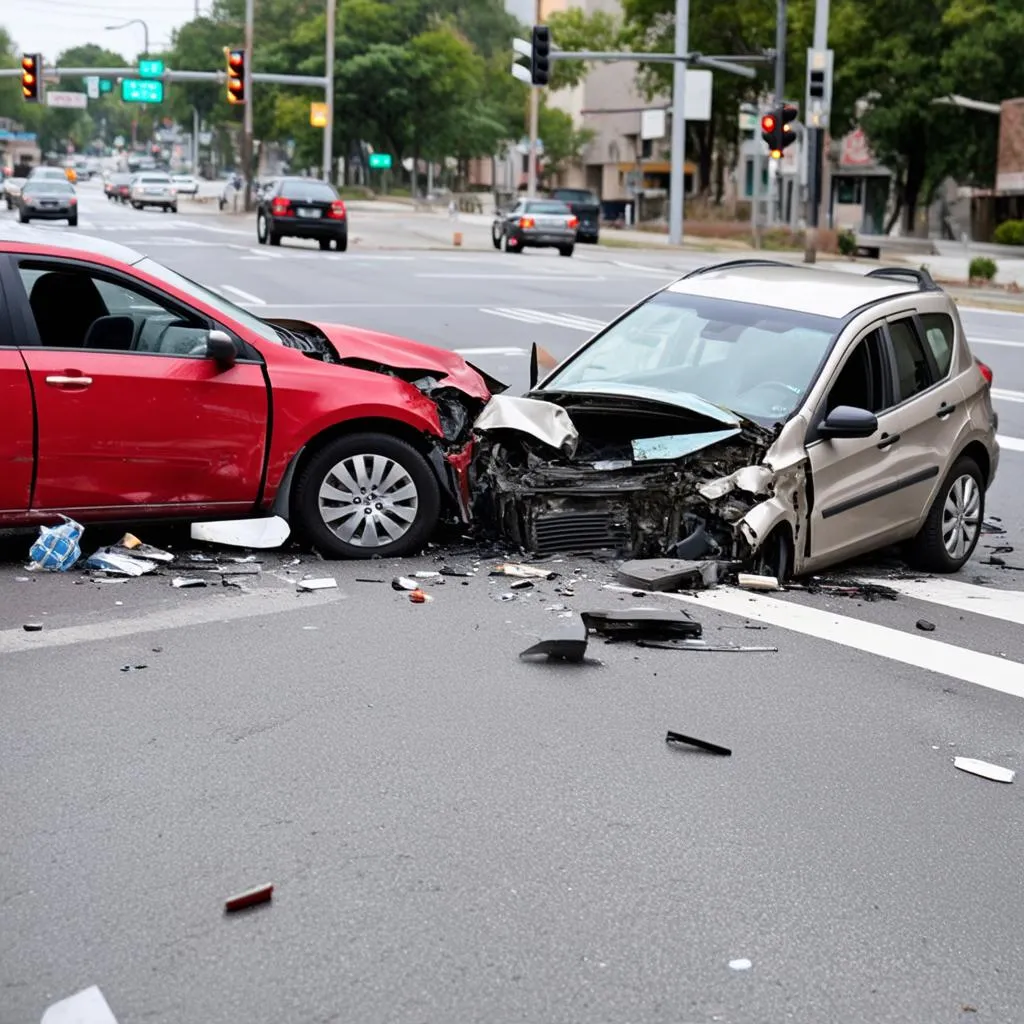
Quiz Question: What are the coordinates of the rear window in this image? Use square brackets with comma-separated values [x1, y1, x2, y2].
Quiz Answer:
[524, 201, 572, 215]
[553, 189, 598, 204]
[920, 312, 954, 377]
[25, 180, 72, 193]
[140, 175, 170, 183]
[281, 181, 337, 201]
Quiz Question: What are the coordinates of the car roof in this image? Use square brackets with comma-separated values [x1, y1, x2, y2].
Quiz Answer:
[0, 223, 145, 265]
[664, 262, 926, 319]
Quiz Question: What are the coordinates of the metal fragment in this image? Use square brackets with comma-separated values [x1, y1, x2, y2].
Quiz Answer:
[225, 882, 274, 912]
[665, 730, 732, 756]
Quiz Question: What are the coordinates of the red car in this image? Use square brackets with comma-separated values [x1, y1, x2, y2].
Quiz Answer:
[0, 230, 503, 558]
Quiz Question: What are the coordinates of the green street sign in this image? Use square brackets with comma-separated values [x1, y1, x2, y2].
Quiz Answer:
[99, 78, 113, 93]
[121, 79, 164, 103]
[139, 59, 164, 78]
[368, 153, 392, 170]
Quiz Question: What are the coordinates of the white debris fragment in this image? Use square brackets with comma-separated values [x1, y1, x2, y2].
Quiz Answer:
[85, 552, 158, 576]
[492, 563, 557, 580]
[171, 577, 208, 588]
[297, 577, 338, 591]
[190, 516, 290, 549]
[41, 985, 119, 1024]
[737, 573, 779, 591]
[728, 958, 753, 971]
[953, 757, 1015, 784]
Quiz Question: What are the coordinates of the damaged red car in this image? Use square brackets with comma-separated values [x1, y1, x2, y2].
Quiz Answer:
[0, 230, 503, 558]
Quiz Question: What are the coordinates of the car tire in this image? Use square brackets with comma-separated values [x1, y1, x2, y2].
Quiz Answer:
[269, 231, 281, 246]
[68, 216, 78, 227]
[907, 455, 985, 573]
[558, 245, 575, 258]
[19, 212, 29, 223]
[131, 201, 141, 210]
[170, 205, 178, 214]
[751, 526, 792, 583]
[294, 432, 441, 560]
[319, 238, 331, 250]
[256, 213, 268, 244]
[335, 235, 347, 252]
[492, 226, 502, 249]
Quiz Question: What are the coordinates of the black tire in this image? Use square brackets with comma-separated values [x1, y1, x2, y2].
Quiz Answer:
[256, 213, 268, 245]
[294, 432, 441, 559]
[319, 238, 331, 250]
[269, 231, 281, 246]
[558, 245, 574, 258]
[169, 205, 178, 214]
[751, 526, 792, 583]
[504, 232, 520, 253]
[131, 201, 141, 210]
[68, 216, 78, 227]
[491, 226, 502, 249]
[907, 455, 985, 573]
[18, 210, 29, 223]
[335, 235, 347, 252]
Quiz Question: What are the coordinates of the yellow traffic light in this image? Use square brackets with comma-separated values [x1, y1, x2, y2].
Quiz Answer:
[21, 54, 41, 102]
[225, 47, 245, 104]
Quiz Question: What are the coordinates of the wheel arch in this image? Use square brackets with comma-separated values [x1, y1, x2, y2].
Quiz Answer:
[956, 439, 991, 487]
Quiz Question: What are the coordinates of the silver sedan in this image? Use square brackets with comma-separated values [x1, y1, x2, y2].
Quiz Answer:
[16, 179, 78, 226]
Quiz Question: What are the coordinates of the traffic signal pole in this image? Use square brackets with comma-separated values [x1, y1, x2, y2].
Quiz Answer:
[323, 0, 335, 185]
[242, 0, 255, 212]
[773, 0, 787, 224]
[666, 0, 690, 247]
[804, 0, 830, 263]
[527, 0, 541, 199]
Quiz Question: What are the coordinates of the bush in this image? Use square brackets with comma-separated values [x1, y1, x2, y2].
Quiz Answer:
[837, 229, 857, 256]
[993, 220, 1024, 246]
[969, 256, 997, 282]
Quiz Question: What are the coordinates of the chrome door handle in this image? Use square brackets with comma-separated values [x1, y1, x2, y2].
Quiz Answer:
[45, 375, 93, 387]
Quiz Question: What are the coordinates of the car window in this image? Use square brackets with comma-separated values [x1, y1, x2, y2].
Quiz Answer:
[280, 180, 337, 201]
[553, 189, 598, 204]
[919, 312, 954, 378]
[541, 291, 839, 426]
[888, 317, 935, 402]
[825, 328, 889, 415]
[16, 261, 210, 356]
[524, 201, 572, 215]
[24, 181, 73, 193]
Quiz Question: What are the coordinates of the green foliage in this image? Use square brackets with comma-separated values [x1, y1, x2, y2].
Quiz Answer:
[993, 220, 1024, 246]
[837, 229, 858, 256]
[969, 256, 997, 281]
[538, 100, 594, 179]
[543, 9, 621, 92]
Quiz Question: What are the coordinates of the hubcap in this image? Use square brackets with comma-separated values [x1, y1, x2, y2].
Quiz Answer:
[317, 454, 419, 547]
[258, 215, 266, 239]
[941, 473, 981, 560]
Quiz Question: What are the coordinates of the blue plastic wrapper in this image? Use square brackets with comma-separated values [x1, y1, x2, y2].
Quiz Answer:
[29, 516, 84, 572]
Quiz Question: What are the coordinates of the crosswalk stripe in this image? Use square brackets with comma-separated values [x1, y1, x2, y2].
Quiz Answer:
[993, 388, 1024, 403]
[605, 583, 1024, 698]
[481, 307, 605, 332]
[857, 576, 1024, 626]
[998, 434, 1024, 452]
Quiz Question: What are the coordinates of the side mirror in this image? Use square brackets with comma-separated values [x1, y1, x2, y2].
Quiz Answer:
[206, 329, 237, 368]
[819, 405, 878, 440]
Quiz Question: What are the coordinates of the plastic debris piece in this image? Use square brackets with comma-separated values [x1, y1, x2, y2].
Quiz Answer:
[29, 516, 83, 572]
[23, 623, 43, 632]
[953, 757, 1015, 783]
[638, 639, 777, 652]
[728, 958, 753, 971]
[666, 730, 732, 756]
[85, 551, 157, 576]
[916, 619, 936, 632]
[41, 985, 119, 1024]
[491, 563, 557, 580]
[409, 589, 431, 603]
[297, 577, 337, 591]
[519, 618, 588, 662]
[413, 570, 441, 579]
[172, 577, 207, 588]
[189, 553, 215, 562]
[582, 608, 702, 641]
[440, 565, 474, 577]
[617, 558, 722, 592]
[224, 882, 274, 912]
[120, 665, 147, 673]
[113, 534, 174, 562]
[355, 578, 385, 583]
[981, 517, 1006, 535]
[217, 563, 262, 576]
[392, 576, 418, 591]
[510, 579, 534, 590]
[191, 516, 290, 549]
[737, 573, 779, 591]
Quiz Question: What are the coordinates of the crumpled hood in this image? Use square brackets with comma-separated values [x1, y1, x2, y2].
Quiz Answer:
[311, 322, 493, 401]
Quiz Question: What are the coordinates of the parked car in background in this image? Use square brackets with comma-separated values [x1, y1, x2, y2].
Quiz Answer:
[4, 176, 26, 210]
[255, 177, 348, 251]
[130, 172, 178, 213]
[171, 174, 200, 196]
[550, 187, 601, 244]
[15, 179, 77, 226]
[491, 199, 578, 257]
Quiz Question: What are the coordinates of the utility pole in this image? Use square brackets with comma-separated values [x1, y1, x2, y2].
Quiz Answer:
[773, 0, 787, 224]
[804, 0, 829, 263]
[242, 0, 254, 211]
[323, 0, 335, 184]
[667, 0, 689, 246]
[527, 0, 541, 198]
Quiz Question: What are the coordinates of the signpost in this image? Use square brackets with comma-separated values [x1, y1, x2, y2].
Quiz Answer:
[139, 59, 164, 78]
[45, 91, 88, 109]
[121, 79, 163, 103]
[368, 153, 392, 170]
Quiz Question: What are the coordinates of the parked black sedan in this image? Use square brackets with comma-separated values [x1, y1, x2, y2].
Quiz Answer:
[492, 198, 577, 257]
[16, 179, 77, 226]
[255, 177, 348, 251]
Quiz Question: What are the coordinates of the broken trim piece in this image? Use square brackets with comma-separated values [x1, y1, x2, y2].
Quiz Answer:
[474, 394, 579, 456]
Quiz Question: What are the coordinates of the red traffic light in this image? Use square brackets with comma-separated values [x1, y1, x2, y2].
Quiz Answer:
[22, 55, 36, 71]
[761, 114, 776, 133]
[228, 53, 243, 70]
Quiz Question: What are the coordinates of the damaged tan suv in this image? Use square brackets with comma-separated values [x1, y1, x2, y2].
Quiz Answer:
[472, 260, 999, 578]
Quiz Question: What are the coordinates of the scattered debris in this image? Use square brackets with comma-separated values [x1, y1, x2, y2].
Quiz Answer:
[981, 517, 1005, 535]
[85, 550, 158, 576]
[728, 958, 753, 972]
[582, 608, 702, 642]
[986, 544, 1013, 554]
[221, 577, 248, 590]
[392, 576, 419, 591]
[617, 558, 723, 592]
[509, 579, 534, 590]
[795, 578, 899, 601]
[916, 619, 936, 632]
[519, 618, 588, 662]
[737, 573, 779, 591]
[413, 570, 441, 579]
[28, 516, 83, 572]
[120, 665, 147, 673]
[41, 985, 120, 1024]
[639, 639, 777, 653]
[22, 623, 43, 632]
[191, 516, 290, 549]
[984, 555, 1005, 567]
[217, 563, 262, 577]
[440, 565, 475, 577]
[224, 882, 274, 913]
[189, 553, 215, 563]
[113, 533, 173, 562]
[297, 578, 337, 591]
[409, 589, 432, 603]
[171, 577, 207, 589]
[491, 563, 557, 580]
[355, 578, 385, 583]
[666, 730, 732, 756]
[953, 757, 1015, 784]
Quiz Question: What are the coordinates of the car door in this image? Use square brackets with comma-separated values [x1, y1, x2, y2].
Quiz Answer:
[5, 254, 270, 516]
[0, 279, 34, 514]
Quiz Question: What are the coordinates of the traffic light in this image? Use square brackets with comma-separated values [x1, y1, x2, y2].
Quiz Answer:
[21, 54, 41, 103]
[531, 25, 550, 87]
[761, 105, 798, 158]
[779, 104, 798, 153]
[225, 47, 245, 104]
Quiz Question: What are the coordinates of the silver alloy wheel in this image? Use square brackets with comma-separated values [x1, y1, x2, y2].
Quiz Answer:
[257, 214, 267, 242]
[942, 472, 981, 559]
[317, 453, 420, 547]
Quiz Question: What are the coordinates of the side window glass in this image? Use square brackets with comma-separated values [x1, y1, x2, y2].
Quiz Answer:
[826, 329, 888, 415]
[919, 312, 954, 378]
[888, 317, 935, 401]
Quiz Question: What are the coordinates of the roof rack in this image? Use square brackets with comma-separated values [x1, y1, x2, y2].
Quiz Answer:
[681, 258, 796, 279]
[864, 266, 938, 291]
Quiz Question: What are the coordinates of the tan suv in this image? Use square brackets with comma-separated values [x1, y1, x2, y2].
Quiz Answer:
[473, 260, 999, 577]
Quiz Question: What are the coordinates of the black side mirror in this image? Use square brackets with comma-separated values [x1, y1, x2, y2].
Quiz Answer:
[206, 329, 237, 368]
[529, 342, 539, 390]
[819, 405, 878, 440]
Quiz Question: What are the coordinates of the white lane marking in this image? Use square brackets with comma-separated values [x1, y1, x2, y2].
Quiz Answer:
[0, 589, 346, 655]
[960, 306, 1024, 319]
[993, 388, 1024, 403]
[481, 307, 605, 331]
[240, 256, 271, 261]
[998, 434, 1024, 452]
[41, 985, 119, 1024]
[610, 259, 686, 275]
[218, 284, 266, 305]
[416, 273, 607, 282]
[249, 246, 282, 259]
[856, 577, 1024, 627]
[605, 584, 1024, 699]
[970, 337, 1024, 349]
[455, 346, 529, 356]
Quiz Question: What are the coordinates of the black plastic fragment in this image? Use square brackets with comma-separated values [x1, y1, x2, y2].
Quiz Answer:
[519, 618, 588, 663]
[671, 514, 720, 560]
[22, 623, 43, 632]
[617, 558, 723, 592]
[666, 731, 731, 756]
[581, 608, 702, 641]
[916, 619, 936, 632]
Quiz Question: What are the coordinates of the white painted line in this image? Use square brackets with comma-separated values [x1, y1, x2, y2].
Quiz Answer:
[970, 337, 1024, 349]
[611, 259, 685, 275]
[855, 577, 1024, 627]
[998, 434, 1024, 452]
[960, 306, 1024, 319]
[993, 388, 1024, 404]
[240, 256, 271, 261]
[416, 273, 607, 282]
[249, 247, 282, 259]
[219, 284, 266, 305]
[605, 584, 1024, 699]
[481, 307, 605, 332]
[455, 346, 529, 356]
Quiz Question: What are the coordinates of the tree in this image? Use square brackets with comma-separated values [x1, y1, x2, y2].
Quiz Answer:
[538, 100, 594, 181]
[544, 8, 621, 92]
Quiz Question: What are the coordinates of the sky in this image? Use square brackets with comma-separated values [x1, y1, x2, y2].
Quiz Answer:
[4, 0, 206, 64]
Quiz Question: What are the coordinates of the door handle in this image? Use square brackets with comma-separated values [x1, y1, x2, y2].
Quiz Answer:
[936, 401, 957, 418]
[45, 375, 93, 387]
[877, 432, 901, 450]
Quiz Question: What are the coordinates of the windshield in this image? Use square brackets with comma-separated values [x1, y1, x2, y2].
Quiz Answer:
[541, 291, 840, 425]
[139, 175, 170, 183]
[135, 257, 282, 344]
[25, 180, 72, 193]
[553, 189, 598, 204]
[281, 180, 337, 201]
[523, 201, 571, 215]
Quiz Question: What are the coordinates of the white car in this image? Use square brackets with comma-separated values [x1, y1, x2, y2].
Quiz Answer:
[130, 173, 178, 212]
[171, 174, 200, 196]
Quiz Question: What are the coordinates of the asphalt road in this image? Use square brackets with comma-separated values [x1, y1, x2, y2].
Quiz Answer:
[3, 181, 1024, 1024]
